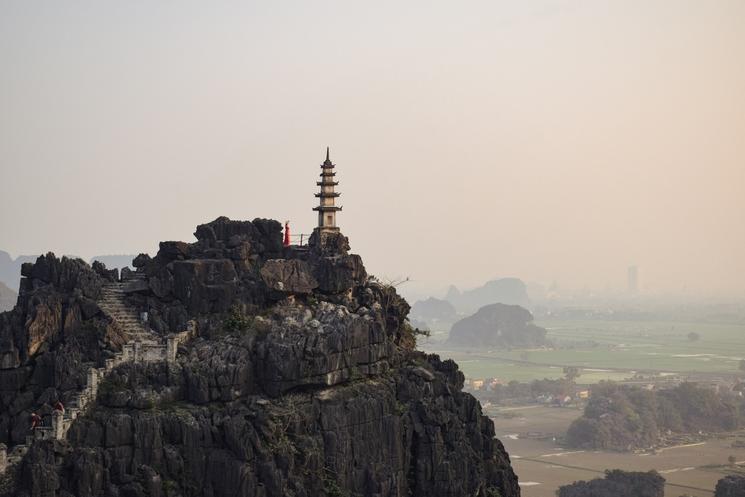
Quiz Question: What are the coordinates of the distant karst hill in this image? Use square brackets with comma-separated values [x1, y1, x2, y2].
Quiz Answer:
[447, 302, 548, 348]
[410, 297, 457, 323]
[0, 250, 37, 292]
[558, 470, 665, 497]
[0, 281, 16, 312]
[445, 277, 530, 313]
[567, 382, 745, 452]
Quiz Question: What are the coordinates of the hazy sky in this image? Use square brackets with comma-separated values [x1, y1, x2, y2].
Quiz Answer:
[1, 1, 744, 298]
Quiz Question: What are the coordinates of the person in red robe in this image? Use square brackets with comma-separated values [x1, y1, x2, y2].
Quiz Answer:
[283, 221, 291, 247]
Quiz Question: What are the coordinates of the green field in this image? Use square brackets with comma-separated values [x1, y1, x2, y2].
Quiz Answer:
[422, 318, 745, 383]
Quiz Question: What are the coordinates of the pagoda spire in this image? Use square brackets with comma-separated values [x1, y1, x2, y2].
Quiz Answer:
[313, 147, 342, 232]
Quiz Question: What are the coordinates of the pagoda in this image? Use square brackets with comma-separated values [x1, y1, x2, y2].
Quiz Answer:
[313, 147, 342, 232]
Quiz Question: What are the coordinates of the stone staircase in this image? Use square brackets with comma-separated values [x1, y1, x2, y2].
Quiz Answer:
[0, 272, 195, 484]
[99, 275, 158, 344]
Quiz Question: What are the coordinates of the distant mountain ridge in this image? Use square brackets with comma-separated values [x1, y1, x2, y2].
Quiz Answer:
[410, 297, 457, 323]
[445, 277, 530, 313]
[0, 281, 16, 312]
[0, 250, 137, 291]
[0, 251, 37, 292]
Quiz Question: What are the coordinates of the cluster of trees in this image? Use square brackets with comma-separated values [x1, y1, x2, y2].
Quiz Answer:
[566, 382, 744, 451]
[479, 378, 575, 402]
[557, 470, 665, 497]
[556, 468, 745, 496]
[715, 475, 745, 496]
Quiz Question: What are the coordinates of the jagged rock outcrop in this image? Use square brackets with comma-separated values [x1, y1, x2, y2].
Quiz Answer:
[447, 303, 548, 349]
[89, 255, 137, 273]
[0, 254, 125, 449]
[0, 217, 520, 497]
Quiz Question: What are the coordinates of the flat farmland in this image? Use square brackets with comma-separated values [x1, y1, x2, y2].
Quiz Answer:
[493, 406, 745, 497]
[423, 318, 745, 382]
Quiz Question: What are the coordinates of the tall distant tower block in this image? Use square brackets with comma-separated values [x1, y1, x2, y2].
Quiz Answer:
[627, 265, 639, 294]
[313, 147, 342, 232]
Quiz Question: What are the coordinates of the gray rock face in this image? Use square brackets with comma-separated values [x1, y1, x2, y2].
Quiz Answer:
[448, 303, 548, 349]
[0, 254, 124, 448]
[21, 354, 518, 497]
[0, 218, 520, 497]
[260, 259, 318, 294]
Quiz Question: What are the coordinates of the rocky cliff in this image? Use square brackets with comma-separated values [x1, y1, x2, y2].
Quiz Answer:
[0, 217, 520, 497]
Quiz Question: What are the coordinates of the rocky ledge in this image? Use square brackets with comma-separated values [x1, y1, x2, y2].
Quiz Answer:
[0, 217, 519, 497]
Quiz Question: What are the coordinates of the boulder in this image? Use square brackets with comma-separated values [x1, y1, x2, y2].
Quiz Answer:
[132, 253, 151, 268]
[157, 241, 191, 261]
[312, 254, 367, 294]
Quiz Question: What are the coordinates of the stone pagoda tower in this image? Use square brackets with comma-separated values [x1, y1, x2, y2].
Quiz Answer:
[313, 147, 342, 232]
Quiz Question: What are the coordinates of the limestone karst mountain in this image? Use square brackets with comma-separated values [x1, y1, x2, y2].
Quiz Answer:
[410, 297, 458, 323]
[447, 303, 548, 349]
[445, 278, 531, 314]
[0, 217, 520, 497]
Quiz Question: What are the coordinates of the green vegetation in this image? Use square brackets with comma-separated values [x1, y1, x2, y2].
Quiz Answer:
[425, 317, 745, 382]
[223, 306, 251, 332]
[567, 382, 745, 451]
[321, 467, 345, 497]
[481, 378, 576, 403]
[716, 475, 745, 496]
[400, 321, 430, 348]
[557, 470, 665, 497]
[484, 486, 502, 497]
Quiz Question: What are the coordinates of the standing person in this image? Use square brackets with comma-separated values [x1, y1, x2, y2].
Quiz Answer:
[283, 221, 291, 247]
[53, 399, 65, 415]
[30, 412, 41, 430]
